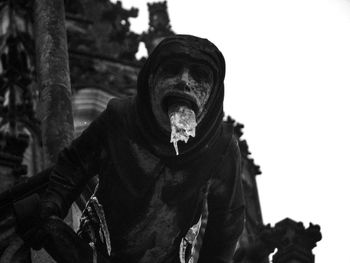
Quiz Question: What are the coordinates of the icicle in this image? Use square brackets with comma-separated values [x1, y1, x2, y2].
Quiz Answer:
[169, 105, 197, 155]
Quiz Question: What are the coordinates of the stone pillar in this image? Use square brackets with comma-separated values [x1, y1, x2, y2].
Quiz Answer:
[33, 0, 74, 167]
[32, 1, 73, 261]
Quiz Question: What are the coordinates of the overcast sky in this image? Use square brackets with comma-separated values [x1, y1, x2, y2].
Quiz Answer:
[120, 0, 350, 262]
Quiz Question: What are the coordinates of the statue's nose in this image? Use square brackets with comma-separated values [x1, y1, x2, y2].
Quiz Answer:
[174, 81, 191, 92]
[180, 68, 191, 83]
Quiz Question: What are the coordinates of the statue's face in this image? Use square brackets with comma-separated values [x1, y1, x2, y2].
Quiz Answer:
[149, 58, 214, 131]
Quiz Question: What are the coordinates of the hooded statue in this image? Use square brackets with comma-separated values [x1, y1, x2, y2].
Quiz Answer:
[38, 35, 244, 263]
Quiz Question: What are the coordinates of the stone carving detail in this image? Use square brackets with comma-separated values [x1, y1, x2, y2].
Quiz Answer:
[262, 218, 322, 263]
[225, 116, 267, 263]
[141, 1, 175, 54]
[0, 1, 40, 180]
[0, 2, 322, 263]
[225, 116, 261, 176]
[66, 0, 140, 61]
[0, 6, 33, 261]
[234, 218, 321, 263]
[65, 0, 142, 97]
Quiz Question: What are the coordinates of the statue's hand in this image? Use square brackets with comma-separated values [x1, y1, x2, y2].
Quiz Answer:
[36, 216, 95, 263]
[20, 218, 49, 250]
[2, 201, 109, 263]
[14, 194, 59, 250]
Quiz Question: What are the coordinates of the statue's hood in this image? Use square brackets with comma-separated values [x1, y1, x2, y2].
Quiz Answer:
[135, 34, 226, 163]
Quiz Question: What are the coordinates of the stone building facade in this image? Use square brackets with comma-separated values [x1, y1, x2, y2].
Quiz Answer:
[0, 1, 321, 262]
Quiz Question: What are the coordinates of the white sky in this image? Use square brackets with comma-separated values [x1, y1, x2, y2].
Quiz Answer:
[121, 0, 350, 262]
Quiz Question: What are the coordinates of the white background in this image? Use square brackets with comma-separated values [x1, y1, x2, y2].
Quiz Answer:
[118, 0, 350, 262]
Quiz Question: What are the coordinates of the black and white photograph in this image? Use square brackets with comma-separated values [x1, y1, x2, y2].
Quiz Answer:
[0, 0, 348, 262]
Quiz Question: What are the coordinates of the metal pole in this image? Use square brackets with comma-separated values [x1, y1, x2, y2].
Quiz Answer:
[33, 0, 74, 167]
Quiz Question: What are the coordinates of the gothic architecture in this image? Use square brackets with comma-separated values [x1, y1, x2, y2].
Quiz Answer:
[0, 1, 321, 262]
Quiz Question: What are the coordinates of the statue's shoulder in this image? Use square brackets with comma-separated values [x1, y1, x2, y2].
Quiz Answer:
[106, 97, 134, 115]
[103, 97, 136, 132]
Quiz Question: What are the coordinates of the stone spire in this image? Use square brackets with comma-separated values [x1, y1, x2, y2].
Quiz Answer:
[141, 1, 175, 54]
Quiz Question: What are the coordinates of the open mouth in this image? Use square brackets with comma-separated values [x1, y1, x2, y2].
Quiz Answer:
[161, 92, 199, 115]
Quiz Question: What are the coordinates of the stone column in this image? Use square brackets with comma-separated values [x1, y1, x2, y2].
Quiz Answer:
[32, 1, 73, 261]
[33, 0, 74, 167]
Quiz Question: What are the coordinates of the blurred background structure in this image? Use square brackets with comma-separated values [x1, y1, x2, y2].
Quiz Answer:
[0, 0, 321, 262]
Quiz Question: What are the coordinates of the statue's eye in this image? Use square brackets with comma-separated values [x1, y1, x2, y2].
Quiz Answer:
[189, 65, 213, 83]
[161, 61, 182, 76]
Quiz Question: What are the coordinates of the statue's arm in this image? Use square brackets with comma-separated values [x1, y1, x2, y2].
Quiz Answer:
[42, 108, 110, 219]
[198, 137, 245, 263]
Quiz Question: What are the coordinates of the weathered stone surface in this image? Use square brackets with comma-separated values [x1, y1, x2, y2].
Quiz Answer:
[34, 0, 74, 167]
[261, 218, 322, 263]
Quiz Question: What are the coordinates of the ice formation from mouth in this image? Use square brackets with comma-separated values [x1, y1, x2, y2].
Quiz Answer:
[168, 105, 197, 155]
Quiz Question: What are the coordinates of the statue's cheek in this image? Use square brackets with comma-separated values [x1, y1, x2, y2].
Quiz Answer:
[154, 78, 178, 95]
[190, 83, 211, 104]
